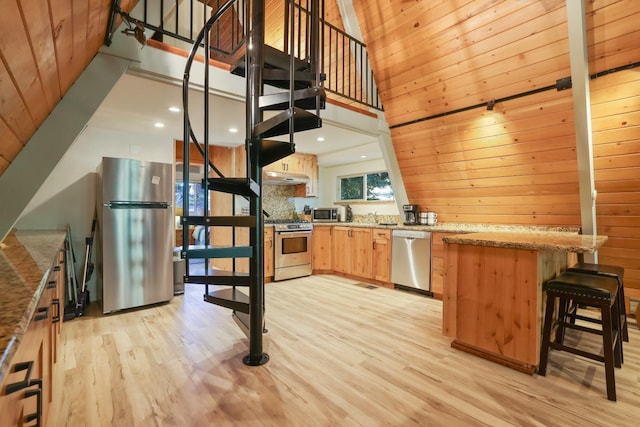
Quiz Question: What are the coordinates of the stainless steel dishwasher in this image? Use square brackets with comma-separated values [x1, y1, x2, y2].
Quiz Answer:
[391, 229, 432, 294]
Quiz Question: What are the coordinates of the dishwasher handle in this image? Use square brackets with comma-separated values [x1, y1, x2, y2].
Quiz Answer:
[392, 229, 431, 239]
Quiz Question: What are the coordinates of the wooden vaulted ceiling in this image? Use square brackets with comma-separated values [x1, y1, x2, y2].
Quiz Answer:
[0, 0, 139, 175]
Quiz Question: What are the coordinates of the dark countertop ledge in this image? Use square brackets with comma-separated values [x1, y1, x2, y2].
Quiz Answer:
[0, 229, 66, 385]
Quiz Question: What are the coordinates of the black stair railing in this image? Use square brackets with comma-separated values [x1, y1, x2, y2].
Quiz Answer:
[106, 0, 382, 110]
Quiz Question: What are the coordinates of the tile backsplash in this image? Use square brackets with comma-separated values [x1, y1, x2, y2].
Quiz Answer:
[263, 185, 296, 219]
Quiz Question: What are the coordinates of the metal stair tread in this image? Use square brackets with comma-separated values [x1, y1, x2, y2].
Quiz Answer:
[255, 107, 322, 138]
[186, 269, 250, 286]
[204, 177, 260, 197]
[259, 87, 326, 111]
[183, 245, 253, 259]
[181, 215, 257, 228]
[231, 44, 310, 77]
[203, 288, 249, 313]
[258, 139, 296, 167]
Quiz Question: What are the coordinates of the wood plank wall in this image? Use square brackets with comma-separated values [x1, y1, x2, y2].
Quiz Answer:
[353, 0, 640, 289]
[0, 0, 134, 175]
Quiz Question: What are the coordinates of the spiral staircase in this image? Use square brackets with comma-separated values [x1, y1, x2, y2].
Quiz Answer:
[179, 0, 325, 365]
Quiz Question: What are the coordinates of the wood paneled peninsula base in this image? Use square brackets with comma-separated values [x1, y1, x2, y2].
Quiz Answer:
[442, 231, 608, 374]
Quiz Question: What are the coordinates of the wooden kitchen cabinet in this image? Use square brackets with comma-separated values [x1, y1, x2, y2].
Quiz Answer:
[312, 226, 333, 271]
[332, 226, 373, 279]
[264, 227, 274, 280]
[263, 152, 318, 197]
[293, 153, 319, 197]
[0, 241, 66, 427]
[332, 226, 352, 274]
[372, 229, 392, 284]
[351, 228, 373, 279]
[430, 231, 452, 299]
[264, 153, 305, 174]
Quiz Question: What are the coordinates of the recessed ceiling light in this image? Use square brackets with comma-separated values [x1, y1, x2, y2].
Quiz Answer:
[154, 122, 165, 128]
[317, 137, 325, 142]
[229, 127, 238, 133]
[168, 106, 180, 112]
[360, 155, 367, 159]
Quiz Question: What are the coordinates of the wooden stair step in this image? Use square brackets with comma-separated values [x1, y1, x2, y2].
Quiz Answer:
[203, 288, 249, 313]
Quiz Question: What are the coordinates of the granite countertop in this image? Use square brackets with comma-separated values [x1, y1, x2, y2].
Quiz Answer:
[0, 230, 66, 385]
[442, 231, 607, 253]
[312, 222, 581, 234]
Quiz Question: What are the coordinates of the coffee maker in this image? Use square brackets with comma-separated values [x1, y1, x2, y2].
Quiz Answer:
[403, 204, 419, 225]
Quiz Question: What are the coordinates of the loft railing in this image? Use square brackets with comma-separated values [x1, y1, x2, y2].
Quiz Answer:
[107, 0, 382, 111]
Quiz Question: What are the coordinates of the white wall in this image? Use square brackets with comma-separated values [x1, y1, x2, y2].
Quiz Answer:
[319, 158, 400, 218]
[17, 126, 175, 297]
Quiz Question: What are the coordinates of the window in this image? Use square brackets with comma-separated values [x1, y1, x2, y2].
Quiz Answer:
[339, 171, 394, 201]
[175, 181, 206, 215]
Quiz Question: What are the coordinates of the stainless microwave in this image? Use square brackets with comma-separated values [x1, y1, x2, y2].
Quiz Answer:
[312, 207, 339, 222]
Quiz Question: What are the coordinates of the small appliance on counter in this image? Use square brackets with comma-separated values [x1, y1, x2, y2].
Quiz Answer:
[419, 211, 438, 225]
[419, 212, 429, 225]
[403, 204, 419, 225]
[312, 207, 339, 222]
[345, 204, 353, 222]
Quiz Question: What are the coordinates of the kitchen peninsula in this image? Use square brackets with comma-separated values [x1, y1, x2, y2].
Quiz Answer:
[442, 231, 608, 374]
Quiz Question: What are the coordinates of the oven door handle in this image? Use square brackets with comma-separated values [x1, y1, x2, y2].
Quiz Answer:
[277, 230, 313, 237]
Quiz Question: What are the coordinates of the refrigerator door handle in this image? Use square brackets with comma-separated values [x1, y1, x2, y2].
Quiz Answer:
[105, 201, 170, 209]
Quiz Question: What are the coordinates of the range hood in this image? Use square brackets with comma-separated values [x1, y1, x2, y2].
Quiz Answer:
[262, 170, 310, 185]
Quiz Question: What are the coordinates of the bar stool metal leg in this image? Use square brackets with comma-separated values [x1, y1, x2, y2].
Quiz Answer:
[601, 304, 617, 401]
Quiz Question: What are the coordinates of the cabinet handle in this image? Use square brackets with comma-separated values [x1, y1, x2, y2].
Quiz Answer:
[47, 279, 57, 289]
[52, 298, 61, 323]
[24, 378, 43, 427]
[5, 361, 34, 395]
[34, 306, 49, 322]
[54, 264, 61, 270]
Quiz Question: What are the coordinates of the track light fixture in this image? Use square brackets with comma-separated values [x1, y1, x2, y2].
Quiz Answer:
[105, 2, 147, 48]
[120, 13, 147, 47]
[486, 99, 496, 111]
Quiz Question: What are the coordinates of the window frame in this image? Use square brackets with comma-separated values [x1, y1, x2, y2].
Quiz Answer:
[337, 170, 394, 202]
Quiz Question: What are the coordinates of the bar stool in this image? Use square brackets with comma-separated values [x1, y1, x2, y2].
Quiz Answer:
[538, 271, 622, 401]
[567, 262, 628, 342]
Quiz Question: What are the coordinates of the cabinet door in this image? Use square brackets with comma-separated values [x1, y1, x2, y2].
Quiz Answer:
[332, 227, 351, 274]
[373, 229, 391, 282]
[302, 153, 318, 197]
[430, 232, 449, 297]
[312, 226, 332, 270]
[264, 227, 274, 278]
[351, 228, 373, 279]
[0, 301, 47, 427]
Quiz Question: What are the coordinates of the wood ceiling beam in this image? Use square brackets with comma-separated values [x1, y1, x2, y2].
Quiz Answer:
[566, 0, 597, 261]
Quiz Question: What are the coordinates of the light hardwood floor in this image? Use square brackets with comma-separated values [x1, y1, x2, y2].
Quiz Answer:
[50, 275, 639, 426]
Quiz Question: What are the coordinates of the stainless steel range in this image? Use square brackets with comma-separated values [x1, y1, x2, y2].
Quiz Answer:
[266, 219, 313, 281]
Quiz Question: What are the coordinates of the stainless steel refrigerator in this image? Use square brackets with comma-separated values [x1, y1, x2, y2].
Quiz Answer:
[96, 157, 174, 313]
